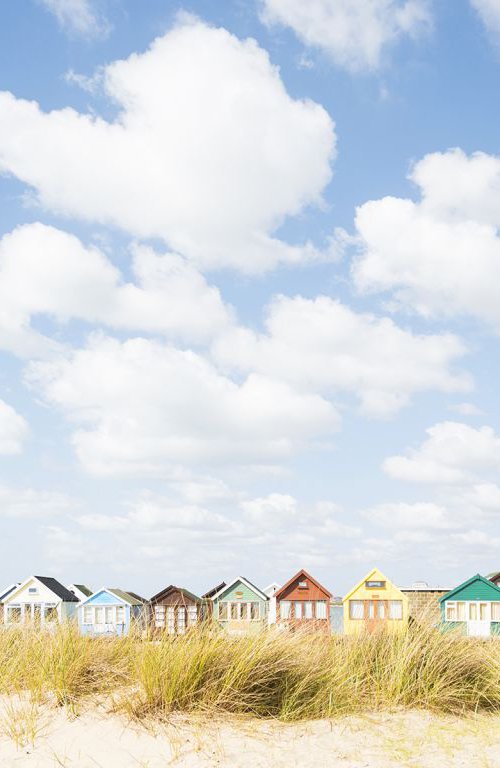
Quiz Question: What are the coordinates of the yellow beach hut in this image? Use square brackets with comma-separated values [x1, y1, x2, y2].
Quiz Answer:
[343, 567, 408, 634]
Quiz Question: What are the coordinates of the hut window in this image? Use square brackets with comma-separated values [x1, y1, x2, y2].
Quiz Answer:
[230, 603, 238, 620]
[177, 607, 186, 634]
[8, 606, 21, 623]
[298, 581, 308, 589]
[249, 602, 259, 620]
[83, 606, 93, 624]
[480, 603, 488, 621]
[116, 606, 125, 624]
[280, 601, 291, 619]
[377, 602, 385, 619]
[45, 606, 58, 622]
[95, 607, 104, 624]
[492, 603, 500, 621]
[366, 581, 385, 589]
[304, 602, 313, 619]
[187, 606, 198, 626]
[388, 601, 403, 619]
[469, 603, 477, 621]
[294, 602, 303, 619]
[218, 602, 228, 621]
[155, 605, 166, 628]
[456, 602, 466, 621]
[446, 602, 456, 621]
[105, 606, 114, 624]
[349, 600, 364, 619]
[316, 601, 327, 619]
[167, 607, 175, 633]
[368, 602, 375, 619]
[28, 587, 38, 594]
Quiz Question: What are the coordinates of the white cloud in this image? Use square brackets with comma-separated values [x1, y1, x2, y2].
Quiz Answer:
[0, 400, 28, 455]
[27, 334, 338, 476]
[39, 0, 110, 39]
[0, 16, 335, 272]
[0, 223, 232, 356]
[449, 402, 483, 416]
[363, 501, 458, 530]
[352, 149, 500, 329]
[213, 295, 470, 418]
[470, 0, 500, 43]
[383, 421, 500, 484]
[260, 0, 431, 72]
[0, 484, 74, 518]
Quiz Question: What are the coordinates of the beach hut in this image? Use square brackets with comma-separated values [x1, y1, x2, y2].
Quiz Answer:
[343, 567, 408, 634]
[78, 588, 146, 636]
[275, 569, 331, 630]
[2, 576, 79, 626]
[440, 574, 500, 637]
[400, 581, 450, 625]
[148, 585, 205, 635]
[211, 577, 268, 634]
[0, 583, 19, 624]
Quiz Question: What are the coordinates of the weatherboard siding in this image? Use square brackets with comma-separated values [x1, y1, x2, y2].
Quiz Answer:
[213, 580, 268, 634]
[443, 580, 500, 602]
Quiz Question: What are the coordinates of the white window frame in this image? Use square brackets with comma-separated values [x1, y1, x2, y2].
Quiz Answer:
[315, 600, 327, 619]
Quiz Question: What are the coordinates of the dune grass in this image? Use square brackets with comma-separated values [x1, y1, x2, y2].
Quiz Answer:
[0, 622, 499, 722]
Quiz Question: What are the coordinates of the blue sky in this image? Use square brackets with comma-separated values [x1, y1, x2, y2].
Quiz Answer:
[0, 0, 499, 598]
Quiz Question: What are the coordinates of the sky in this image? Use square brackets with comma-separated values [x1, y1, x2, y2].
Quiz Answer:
[0, 0, 500, 599]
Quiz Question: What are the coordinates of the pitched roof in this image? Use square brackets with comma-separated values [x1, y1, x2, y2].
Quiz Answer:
[0, 583, 19, 602]
[438, 573, 500, 603]
[211, 576, 269, 602]
[125, 591, 147, 604]
[487, 571, 500, 582]
[70, 584, 93, 597]
[149, 584, 202, 603]
[202, 581, 226, 599]
[343, 567, 403, 603]
[34, 577, 79, 602]
[79, 588, 145, 607]
[274, 569, 332, 600]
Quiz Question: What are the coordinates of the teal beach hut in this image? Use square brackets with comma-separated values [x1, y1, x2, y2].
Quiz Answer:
[440, 574, 500, 637]
[211, 576, 268, 634]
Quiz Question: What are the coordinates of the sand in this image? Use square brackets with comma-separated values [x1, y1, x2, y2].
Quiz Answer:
[0, 699, 499, 767]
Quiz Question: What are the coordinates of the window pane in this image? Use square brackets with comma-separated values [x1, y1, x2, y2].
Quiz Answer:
[218, 602, 228, 621]
[294, 602, 303, 619]
[177, 607, 186, 634]
[377, 602, 385, 619]
[480, 603, 488, 621]
[349, 601, 364, 620]
[83, 606, 93, 624]
[45, 606, 58, 623]
[167, 606, 175, 633]
[187, 606, 198, 625]
[316, 601, 327, 619]
[389, 601, 402, 619]
[230, 603, 238, 620]
[368, 602, 375, 619]
[8, 606, 21, 623]
[446, 603, 456, 621]
[469, 603, 477, 621]
[95, 607, 104, 624]
[366, 581, 386, 589]
[457, 602, 466, 621]
[492, 603, 500, 621]
[105, 606, 113, 624]
[116, 606, 125, 624]
[155, 605, 166, 627]
[250, 602, 259, 620]
[280, 601, 291, 619]
[304, 602, 313, 619]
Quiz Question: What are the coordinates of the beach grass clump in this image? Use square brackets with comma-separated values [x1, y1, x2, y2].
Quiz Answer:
[0, 622, 499, 721]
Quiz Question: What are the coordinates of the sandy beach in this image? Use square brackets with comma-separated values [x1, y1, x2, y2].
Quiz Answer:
[1, 700, 499, 768]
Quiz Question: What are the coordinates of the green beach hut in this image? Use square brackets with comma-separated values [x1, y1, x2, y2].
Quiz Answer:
[440, 573, 500, 637]
[211, 576, 269, 635]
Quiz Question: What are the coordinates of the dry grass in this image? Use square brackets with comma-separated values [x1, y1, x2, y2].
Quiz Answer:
[0, 622, 499, 722]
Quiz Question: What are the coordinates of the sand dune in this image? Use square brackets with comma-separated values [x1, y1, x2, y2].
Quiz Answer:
[1, 701, 499, 767]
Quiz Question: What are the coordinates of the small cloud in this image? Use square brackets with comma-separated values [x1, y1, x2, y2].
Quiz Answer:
[64, 68, 104, 94]
[449, 402, 484, 416]
[38, 0, 111, 40]
[297, 52, 315, 70]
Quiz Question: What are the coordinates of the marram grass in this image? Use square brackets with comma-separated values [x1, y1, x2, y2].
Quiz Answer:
[0, 623, 499, 721]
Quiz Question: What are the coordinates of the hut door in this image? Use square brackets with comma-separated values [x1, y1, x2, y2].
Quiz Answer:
[365, 600, 387, 632]
[467, 602, 491, 637]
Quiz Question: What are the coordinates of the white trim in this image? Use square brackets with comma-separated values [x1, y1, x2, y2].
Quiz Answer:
[210, 576, 269, 603]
